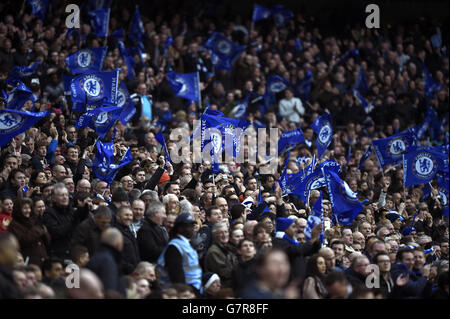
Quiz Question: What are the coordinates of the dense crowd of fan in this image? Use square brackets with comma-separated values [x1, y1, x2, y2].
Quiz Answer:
[0, 1, 448, 299]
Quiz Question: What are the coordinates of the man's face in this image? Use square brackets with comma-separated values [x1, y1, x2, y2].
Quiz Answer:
[168, 184, 180, 196]
[332, 244, 345, 261]
[230, 229, 244, 245]
[246, 179, 257, 191]
[401, 252, 415, 271]
[132, 201, 145, 222]
[164, 214, 177, 232]
[342, 229, 353, 246]
[67, 127, 77, 142]
[135, 171, 146, 183]
[67, 148, 79, 162]
[12, 172, 26, 188]
[208, 209, 223, 224]
[46, 262, 64, 279]
[413, 251, 426, 270]
[371, 243, 386, 258]
[94, 215, 111, 231]
[216, 198, 228, 215]
[214, 226, 229, 245]
[117, 209, 133, 227]
[440, 242, 449, 257]
[354, 257, 370, 276]
[377, 255, 391, 273]
[353, 232, 365, 248]
[360, 223, 372, 236]
[322, 250, 336, 270]
[53, 166, 67, 181]
[53, 187, 70, 207]
[77, 180, 91, 193]
[63, 178, 75, 194]
[121, 176, 134, 191]
[296, 219, 307, 233]
[151, 207, 167, 226]
[5, 157, 18, 170]
[285, 223, 297, 239]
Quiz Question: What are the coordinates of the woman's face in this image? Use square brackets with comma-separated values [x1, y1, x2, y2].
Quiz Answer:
[34, 200, 46, 216]
[317, 256, 327, 274]
[36, 172, 47, 185]
[3, 199, 14, 214]
[22, 204, 32, 218]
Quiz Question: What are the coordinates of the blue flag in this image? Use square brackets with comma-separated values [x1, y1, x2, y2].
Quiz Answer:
[88, 8, 110, 38]
[63, 74, 74, 95]
[293, 69, 312, 102]
[3, 79, 36, 110]
[86, 0, 112, 11]
[346, 145, 352, 164]
[200, 113, 250, 159]
[305, 191, 324, 243]
[278, 128, 305, 154]
[322, 167, 363, 225]
[335, 49, 359, 68]
[372, 130, 416, 167]
[162, 36, 173, 57]
[92, 140, 132, 185]
[70, 70, 119, 108]
[167, 71, 200, 101]
[129, 6, 144, 49]
[266, 75, 290, 97]
[421, 183, 432, 201]
[27, 0, 49, 20]
[353, 89, 374, 114]
[75, 105, 122, 139]
[204, 32, 245, 71]
[9, 61, 41, 80]
[437, 172, 449, 216]
[116, 82, 136, 125]
[403, 146, 449, 187]
[65, 47, 108, 74]
[271, 5, 294, 28]
[311, 113, 333, 159]
[425, 106, 441, 142]
[155, 131, 172, 165]
[0, 109, 49, 147]
[354, 67, 368, 96]
[230, 94, 249, 120]
[358, 145, 372, 170]
[252, 4, 272, 22]
[117, 40, 137, 80]
[294, 39, 303, 52]
[111, 28, 124, 40]
[422, 61, 443, 100]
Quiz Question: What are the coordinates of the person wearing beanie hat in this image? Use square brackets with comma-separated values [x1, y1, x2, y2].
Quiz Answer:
[156, 213, 203, 296]
[201, 272, 221, 299]
[272, 217, 323, 281]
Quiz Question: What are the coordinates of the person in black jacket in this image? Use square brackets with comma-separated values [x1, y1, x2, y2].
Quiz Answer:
[116, 206, 140, 275]
[231, 238, 257, 298]
[86, 228, 126, 298]
[137, 200, 168, 263]
[43, 183, 89, 260]
[70, 206, 112, 256]
[272, 217, 322, 282]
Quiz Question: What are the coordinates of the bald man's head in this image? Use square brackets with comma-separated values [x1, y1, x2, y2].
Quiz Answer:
[66, 269, 104, 299]
[101, 228, 123, 252]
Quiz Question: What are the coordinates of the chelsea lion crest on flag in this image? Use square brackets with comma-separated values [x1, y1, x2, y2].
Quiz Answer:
[77, 49, 95, 68]
[79, 74, 105, 101]
[411, 152, 438, 181]
[0, 112, 24, 133]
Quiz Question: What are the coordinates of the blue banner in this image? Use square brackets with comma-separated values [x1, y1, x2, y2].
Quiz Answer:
[3, 78, 36, 110]
[271, 5, 294, 28]
[372, 131, 416, 167]
[304, 191, 324, 243]
[92, 140, 132, 185]
[204, 32, 245, 71]
[354, 67, 368, 96]
[353, 89, 374, 114]
[200, 113, 250, 159]
[70, 69, 119, 107]
[129, 6, 144, 49]
[75, 105, 122, 139]
[116, 82, 136, 125]
[65, 47, 108, 74]
[88, 8, 110, 38]
[155, 131, 172, 165]
[422, 61, 443, 100]
[322, 167, 363, 225]
[9, 61, 41, 80]
[252, 4, 272, 22]
[358, 145, 372, 170]
[403, 146, 449, 187]
[0, 109, 50, 147]
[311, 113, 333, 159]
[27, 0, 49, 20]
[437, 172, 449, 216]
[167, 71, 200, 101]
[278, 128, 306, 154]
[293, 69, 312, 102]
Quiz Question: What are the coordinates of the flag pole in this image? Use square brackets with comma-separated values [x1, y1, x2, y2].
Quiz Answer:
[197, 72, 202, 111]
